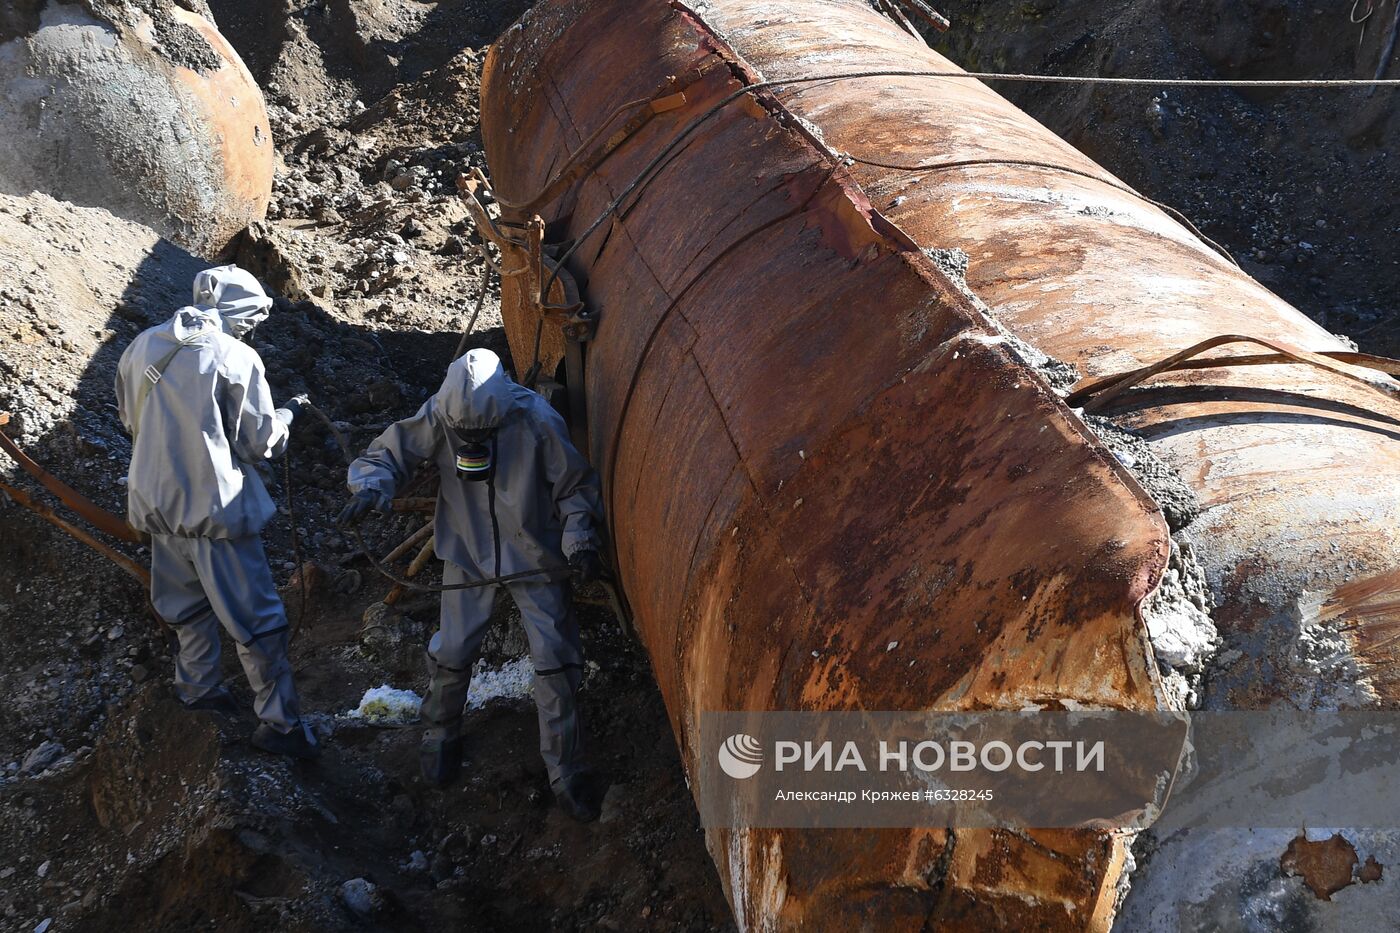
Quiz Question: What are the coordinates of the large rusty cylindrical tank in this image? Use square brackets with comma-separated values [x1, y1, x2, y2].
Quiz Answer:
[0, 0, 273, 254]
[479, 0, 1400, 928]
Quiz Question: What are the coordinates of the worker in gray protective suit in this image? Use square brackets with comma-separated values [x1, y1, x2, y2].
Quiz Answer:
[338, 348, 605, 820]
[115, 265, 317, 760]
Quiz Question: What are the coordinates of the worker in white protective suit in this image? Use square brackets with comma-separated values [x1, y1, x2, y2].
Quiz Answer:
[115, 265, 318, 760]
[338, 348, 606, 820]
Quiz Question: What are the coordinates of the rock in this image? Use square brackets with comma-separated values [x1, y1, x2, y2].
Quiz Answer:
[20, 741, 64, 775]
[339, 878, 383, 916]
[599, 783, 625, 824]
[366, 380, 401, 408]
[36, 860, 50, 878]
[406, 850, 429, 873]
[129, 664, 150, 683]
[429, 851, 455, 883]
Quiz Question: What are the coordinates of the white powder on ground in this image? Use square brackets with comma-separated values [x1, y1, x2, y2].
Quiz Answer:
[345, 685, 422, 724]
[467, 657, 534, 708]
[342, 658, 537, 724]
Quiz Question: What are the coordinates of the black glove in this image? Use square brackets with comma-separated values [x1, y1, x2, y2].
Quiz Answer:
[275, 394, 309, 426]
[569, 548, 604, 584]
[337, 489, 388, 527]
[284, 394, 310, 419]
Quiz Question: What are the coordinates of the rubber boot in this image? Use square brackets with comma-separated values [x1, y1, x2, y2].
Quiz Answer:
[185, 692, 240, 717]
[552, 771, 600, 822]
[251, 722, 320, 760]
[420, 735, 464, 786]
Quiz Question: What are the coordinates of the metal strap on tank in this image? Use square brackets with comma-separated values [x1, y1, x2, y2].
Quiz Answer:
[492, 86, 690, 215]
[1065, 334, 1400, 412]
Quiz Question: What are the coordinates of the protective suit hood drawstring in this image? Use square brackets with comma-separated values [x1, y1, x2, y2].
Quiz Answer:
[192, 265, 273, 339]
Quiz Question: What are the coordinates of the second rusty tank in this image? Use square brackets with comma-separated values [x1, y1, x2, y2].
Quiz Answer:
[0, 0, 273, 255]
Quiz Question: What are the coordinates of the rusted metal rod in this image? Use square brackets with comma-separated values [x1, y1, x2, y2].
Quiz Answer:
[1066, 334, 1400, 411]
[383, 535, 435, 607]
[892, 0, 950, 32]
[0, 479, 150, 587]
[0, 413, 143, 544]
[382, 521, 434, 565]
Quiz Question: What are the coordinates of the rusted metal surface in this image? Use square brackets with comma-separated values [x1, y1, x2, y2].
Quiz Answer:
[704, 0, 1400, 713]
[481, 2, 1168, 927]
[167, 6, 275, 249]
[480, 0, 1400, 928]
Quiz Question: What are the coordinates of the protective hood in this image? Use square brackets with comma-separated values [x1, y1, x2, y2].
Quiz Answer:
[170, 304, 222, 340]
[192, 265, 272, 338]
[436, 349, 522, 431]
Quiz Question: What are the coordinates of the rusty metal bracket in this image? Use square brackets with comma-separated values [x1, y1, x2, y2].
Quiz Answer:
[459, 172, 584, 318]
[1067, 335, 1400, 412]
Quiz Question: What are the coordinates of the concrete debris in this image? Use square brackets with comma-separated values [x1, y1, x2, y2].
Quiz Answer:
[924, 246, 1081, 394]
[1082, 416, 1200, 532]
[1139, 535, 1218, 709]
[1282, 591, 1381, 709]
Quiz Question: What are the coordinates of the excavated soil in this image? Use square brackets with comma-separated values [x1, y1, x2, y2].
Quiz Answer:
[4, 0, 1400, 930]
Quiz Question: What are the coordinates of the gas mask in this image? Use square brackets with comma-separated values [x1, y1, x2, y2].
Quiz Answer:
[453, 427, 496, 482]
